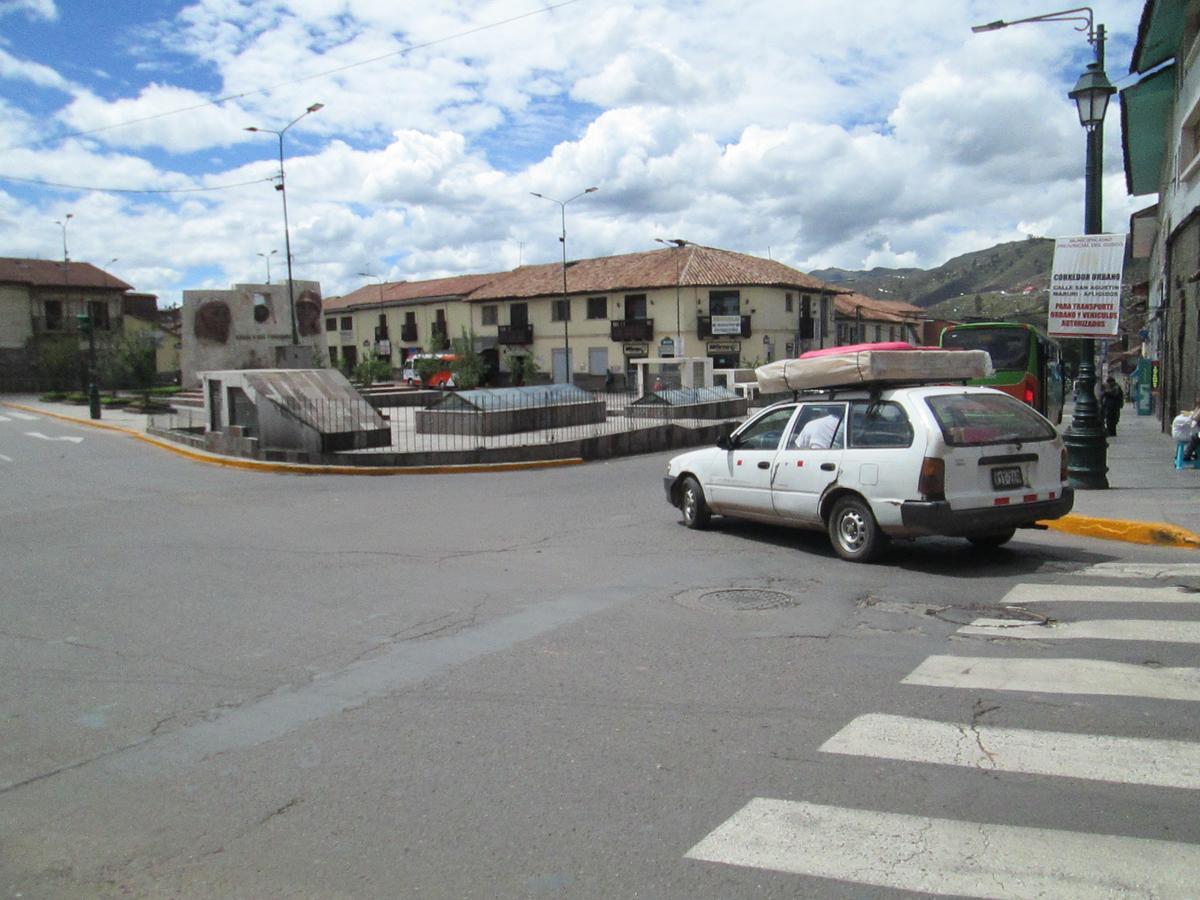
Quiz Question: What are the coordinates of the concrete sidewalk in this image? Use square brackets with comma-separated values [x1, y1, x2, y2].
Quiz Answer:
[1048, 402, 1200, 549]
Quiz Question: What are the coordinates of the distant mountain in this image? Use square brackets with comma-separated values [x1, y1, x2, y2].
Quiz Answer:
[810, 237, 1055, 311]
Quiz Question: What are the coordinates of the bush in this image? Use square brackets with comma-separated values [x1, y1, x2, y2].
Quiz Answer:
[450, 328, 486, 389]
[504, 351, 540, 386]
[353, 353, 392, 387]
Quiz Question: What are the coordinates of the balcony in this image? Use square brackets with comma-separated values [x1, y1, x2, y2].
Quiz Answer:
[610, 318, 653, 342]
[400, 323, 418, 342]
[697, 315, 752, 339]
[498, 323, 533, 345]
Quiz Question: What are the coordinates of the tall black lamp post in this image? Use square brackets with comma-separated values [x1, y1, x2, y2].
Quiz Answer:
[246, 102, 324, 346]
[531, 187, 598, 383]
[972, 6, 1114, 489]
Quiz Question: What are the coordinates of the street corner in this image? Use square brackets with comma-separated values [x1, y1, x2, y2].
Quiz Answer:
[1041, 513, 1200, 550]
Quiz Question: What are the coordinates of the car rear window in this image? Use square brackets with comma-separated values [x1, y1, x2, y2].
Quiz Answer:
[925, 393, 1057, 446]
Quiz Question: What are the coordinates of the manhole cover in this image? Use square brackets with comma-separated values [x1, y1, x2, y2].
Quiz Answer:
[696, 589, 794, 611]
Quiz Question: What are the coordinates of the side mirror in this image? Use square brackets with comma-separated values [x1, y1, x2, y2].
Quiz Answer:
[717, 433, 734, 451]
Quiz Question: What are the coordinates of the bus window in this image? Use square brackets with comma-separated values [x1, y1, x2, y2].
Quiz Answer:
[939, 323, 1063, 425]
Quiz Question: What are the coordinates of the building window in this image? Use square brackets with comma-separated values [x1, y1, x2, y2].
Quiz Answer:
[44, 300, 63, 331]
[325, 317, 336, 332]
[624, 293, 647, 319]
[709, 290, 740, 316]
[340, 316, 352, 331]
[481, 305, 498, 326]
[552, 298, 572, 322]
[329, 346, 338, 363]
[785, 293, 794, 313]
[88, 300, 110, 331]
[587, 296, 608, 319]
[510, 303, 528, 326]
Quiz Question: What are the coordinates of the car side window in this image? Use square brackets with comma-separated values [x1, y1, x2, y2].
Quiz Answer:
[787, 403, 846, 450]
[848, 400, 914, 448]
[735, 407, 797, 450]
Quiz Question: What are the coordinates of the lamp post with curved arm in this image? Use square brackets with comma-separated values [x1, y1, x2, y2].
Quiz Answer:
[257, 250, 278, 284]
[246, 102, 324, 346]
[655, 238, 688, 359]
[530, 187, 598, 383]
[971, 6, 1113, 489]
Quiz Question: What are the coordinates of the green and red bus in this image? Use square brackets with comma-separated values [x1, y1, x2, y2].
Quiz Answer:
[939, 322, 1066, 424]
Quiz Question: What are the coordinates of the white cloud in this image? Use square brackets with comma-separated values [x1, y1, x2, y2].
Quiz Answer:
[0, 0, 1150, 306]
[0, 0, 55, 21]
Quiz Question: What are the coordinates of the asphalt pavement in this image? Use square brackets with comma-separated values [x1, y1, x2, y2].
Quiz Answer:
[4, 393, 1200, 549]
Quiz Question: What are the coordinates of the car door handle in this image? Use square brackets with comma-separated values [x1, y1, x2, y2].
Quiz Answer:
[820, 462, 837, 471]
[757, 461, 770, 469]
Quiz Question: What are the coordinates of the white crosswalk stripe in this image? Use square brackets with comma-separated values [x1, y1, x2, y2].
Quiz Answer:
[0, 453, 11, 463]
[1001, 583, 1200, 604]
[1076, 562, 1200, 579]
[903, 654, 1200, 701]
[687, 577, 1200, 894]
[820, 713, 1200, 789]
[960, 616, 1200, 643]
[4, 411, 39, 421]
[23, 432, 83, 444]
[0, 415, 11, 422]
[686, 798, 1200, 898]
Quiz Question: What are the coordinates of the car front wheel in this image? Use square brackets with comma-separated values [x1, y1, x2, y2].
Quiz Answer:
[828, 496, 886, 562]
[680, 476, 711, 530]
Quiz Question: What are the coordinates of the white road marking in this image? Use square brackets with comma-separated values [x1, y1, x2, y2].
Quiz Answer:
[820, 713, 1200, 789]
[23, 432, 83, 444]
[1001, 583, 1200, 605]
[960, 617, 1200, 644]
[685, 797, 1200, 898]
[1076, 562, 1200, 579]
[0, 415, 10, 422]
[903, 655, 1200, 702]
[0, 453, 12, 463]
[5, 411, 39, 421]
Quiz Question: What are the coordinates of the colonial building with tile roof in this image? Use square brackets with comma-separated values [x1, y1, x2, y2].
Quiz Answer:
[327, 244, 848, 385]
[834, 292, 931, 345]
[0, 258, 134, 391]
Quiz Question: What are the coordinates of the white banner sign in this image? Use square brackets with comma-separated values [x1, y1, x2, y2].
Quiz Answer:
[1047, 234, 1126, 339]
[711, 315, 743, 335]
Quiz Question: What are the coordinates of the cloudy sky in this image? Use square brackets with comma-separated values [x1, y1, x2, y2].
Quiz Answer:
[0, 0, 1147, 305]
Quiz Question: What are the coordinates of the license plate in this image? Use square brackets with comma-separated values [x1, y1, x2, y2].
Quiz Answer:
[991, 466, 1024, 490]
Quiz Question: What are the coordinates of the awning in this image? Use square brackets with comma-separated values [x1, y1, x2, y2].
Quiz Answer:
[1129, 204, 1160, 258]
[1121, 65, 1174, 196]
[1131, 0, 1186, 74]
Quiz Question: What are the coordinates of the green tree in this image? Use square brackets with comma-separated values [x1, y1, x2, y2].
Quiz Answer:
[449, 328, 486, 389]
[503, 350, 539, 386]
[28, 335, 83, 391]
[353, 352, 392, 387]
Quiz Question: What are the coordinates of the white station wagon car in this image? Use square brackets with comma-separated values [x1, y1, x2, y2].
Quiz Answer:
[664, 385, 1074, 562]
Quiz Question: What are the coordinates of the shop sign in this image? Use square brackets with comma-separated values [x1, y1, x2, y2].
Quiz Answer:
[707, 341, 740, 353]
[623, 342, 649, 356]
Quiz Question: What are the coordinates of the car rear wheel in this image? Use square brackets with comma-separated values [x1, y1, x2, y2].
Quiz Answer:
[680, 476, 711, 530]
[967, 528, 1016, 548]
[828, 496, 886, 562]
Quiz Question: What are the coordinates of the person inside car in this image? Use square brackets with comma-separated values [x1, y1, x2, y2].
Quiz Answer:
[794, 409, 842, 449]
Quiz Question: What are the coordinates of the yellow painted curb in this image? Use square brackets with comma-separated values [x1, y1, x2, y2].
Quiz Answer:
[1041, 514, 1200, 550]
[1, 402, 585, 476]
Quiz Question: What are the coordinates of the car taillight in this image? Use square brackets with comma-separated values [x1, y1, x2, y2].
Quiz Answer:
[1023, 373, 1036, 406]
[1061, 447, 1068, 482]
[918, 457, 945, 500]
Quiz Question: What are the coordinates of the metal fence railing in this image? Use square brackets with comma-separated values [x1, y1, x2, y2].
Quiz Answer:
[146, 386, 748, 457]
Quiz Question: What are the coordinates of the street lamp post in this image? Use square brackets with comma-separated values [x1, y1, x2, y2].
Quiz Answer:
[56, 213, 100, 420]
[257, 249, 278, 284]
[246, 102, 324, 346]
[357, 271, 386, 359]
[971, 6, 1114, 489]
[655, 238, 688, 359]
[531, 187, 598, 383]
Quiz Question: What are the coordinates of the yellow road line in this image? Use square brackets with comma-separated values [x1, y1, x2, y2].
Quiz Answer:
[1042, 514, 1200, 550]
[0, 402, 584, 475]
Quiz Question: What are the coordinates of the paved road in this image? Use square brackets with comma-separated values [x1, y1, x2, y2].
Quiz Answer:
[2, 409, 1199, 898]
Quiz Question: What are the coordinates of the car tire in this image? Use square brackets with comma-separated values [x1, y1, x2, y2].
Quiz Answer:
[828, 496, 886, 562]
[967, 528, 1016, 548]
[680, 476, 711, 530]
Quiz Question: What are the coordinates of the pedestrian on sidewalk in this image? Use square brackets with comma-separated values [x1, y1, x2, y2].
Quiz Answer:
[1101, 376, 1124, 436]
[1177, 398, 1200, 461]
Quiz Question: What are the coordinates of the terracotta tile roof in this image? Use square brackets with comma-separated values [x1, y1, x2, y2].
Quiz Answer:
[835, 292, 929, 323]
[324, 272, 503, 312]
[467, 244, 846, 300]
[0, 257, 131, 291]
